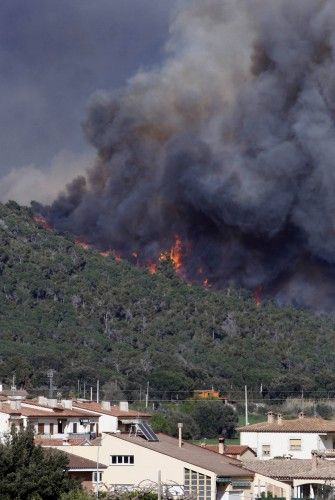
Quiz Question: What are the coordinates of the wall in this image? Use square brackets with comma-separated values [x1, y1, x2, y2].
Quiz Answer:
[252, 473, 291, 500]
[240, 432, 321, 459]
[53, 434, 220, 500]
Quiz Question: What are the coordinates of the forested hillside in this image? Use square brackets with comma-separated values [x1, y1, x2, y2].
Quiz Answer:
[0, 201, 334, 399]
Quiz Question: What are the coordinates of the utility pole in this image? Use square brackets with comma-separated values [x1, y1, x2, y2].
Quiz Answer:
[245, 385, 249, 426]
[83, 381, 86, 399]
[96, 380, 100, 404]
[77, 379, 80, 398]
[90, 386, 93, 401]
[11, 373, 16, 394]
[157, 470, 162, 500]
[145, 381, 149, 409]
[47, 370, 54, 399]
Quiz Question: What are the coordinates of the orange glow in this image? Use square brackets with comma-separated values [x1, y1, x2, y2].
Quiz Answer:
[169, 235, 183, 273]
[203, 278, 209, 287]
[99, 250, 111, 257]
[33, 215, 52, 231]
[147, 262, 157, 274]
[74, 239, 91, 250]
[254, 285, 262, 307]
[132, 251, 138, 258]
[111, 251, 122, 262]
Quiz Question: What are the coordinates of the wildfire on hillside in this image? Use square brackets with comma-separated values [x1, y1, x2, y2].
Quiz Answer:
[75, 239, 90, 250]
[33, 213, 211, 288]
[33, 215, 52, 231]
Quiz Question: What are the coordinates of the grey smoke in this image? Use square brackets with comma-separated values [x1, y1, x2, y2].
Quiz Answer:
[46, 0, 335, 311]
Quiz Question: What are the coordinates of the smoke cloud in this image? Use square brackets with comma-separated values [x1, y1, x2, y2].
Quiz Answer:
[45, 0, 335, 310]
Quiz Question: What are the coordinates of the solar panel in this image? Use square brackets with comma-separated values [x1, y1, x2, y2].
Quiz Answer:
[136, 422, 159, 441]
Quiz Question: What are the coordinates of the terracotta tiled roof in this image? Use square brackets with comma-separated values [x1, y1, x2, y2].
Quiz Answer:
[43, 449, 106, 470]
[111, 433, 254, 477]
[245, 459, 335, 480]
[0, 403, 97, 418]
[238, 417, 335, 433]
[64, 452, 107, 470]
[202, 444, 256, 456]
[73, 401, 151, 418]
[35, 437, 92, 447]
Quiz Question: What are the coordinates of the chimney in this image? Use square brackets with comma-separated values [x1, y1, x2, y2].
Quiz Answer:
[0, 383, 3, 393]
[277, 413, 283, 425]
[311, 451, 319, 468]
[62, 400, 73, 410]
[9, 400, 21, 410]
[178, 422, 183, 448]
[62, 435, 70, 446]
[119, 401, 129, 412]
[267, 411, 275, 424]
[218, 435, 225, 455]
[101, 401, 111, 411]
[299, 411, 305, 419]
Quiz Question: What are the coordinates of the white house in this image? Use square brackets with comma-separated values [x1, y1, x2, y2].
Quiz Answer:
[72, 400, 151, 433]
[0, 398, 99, 440]
[239, 411, 335, 460]
[245, 453, 335, 499]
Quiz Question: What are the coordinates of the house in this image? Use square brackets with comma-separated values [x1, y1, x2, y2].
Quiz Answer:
[0, 398, 99, 440]
[193, 389, 228, 403]
[44, 428, 294, 500]
[62, 451, 107, 492]
[72, 400, 151, 433]
[239, 411, 335, 459]
[245, 452, 335, 499]
[199, 437, 257, 461]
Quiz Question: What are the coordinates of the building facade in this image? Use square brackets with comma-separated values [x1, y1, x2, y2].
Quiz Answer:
[239, 412, 335, 460]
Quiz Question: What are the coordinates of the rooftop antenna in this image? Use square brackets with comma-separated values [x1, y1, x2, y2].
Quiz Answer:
[47, 369, 54, 399]
[11, 373, 16, 394]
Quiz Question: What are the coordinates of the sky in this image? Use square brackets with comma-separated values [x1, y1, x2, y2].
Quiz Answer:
[0, 0, 176, 203]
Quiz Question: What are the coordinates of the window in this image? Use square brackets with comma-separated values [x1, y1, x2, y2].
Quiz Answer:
[289, 439, 302, 450]
[37, 423, 45, 435]
[184, 468, 211, 499]
[93, 472, 102, 483]
[111, 455, 134, 465]
[262, 444, 271, 456]
[50, 423, 54, 435]
[73, 423, 77, 434]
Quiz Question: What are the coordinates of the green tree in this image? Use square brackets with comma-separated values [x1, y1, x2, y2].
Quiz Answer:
[191, 401, 238, 438]
[0, 426, 78, 499]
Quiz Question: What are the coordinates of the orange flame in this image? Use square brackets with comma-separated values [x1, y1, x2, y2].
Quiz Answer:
[169, 235, 183, 273]
[33, 215, 52, 231]
[99, 250, 111, 257]
[75, 239, 91, 250]
[147, 262, 157, 274]
[203, 278, 209, 287]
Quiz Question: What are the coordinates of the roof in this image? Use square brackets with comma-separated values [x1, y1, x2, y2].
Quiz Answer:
[65, 452, 107, 471]
[73, 401, 151, 419]
[200, 444, 256, 457]
[43, 449, 106, 470]
[0, 403, 97, 418]
[245, 459, 335, 480]
[35, 437, 92, 447]
[238, 417, 335, 433]
[110, 433, 254, 478]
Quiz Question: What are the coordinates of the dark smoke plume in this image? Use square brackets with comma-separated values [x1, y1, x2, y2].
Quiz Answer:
[45, 0, 335, 310]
